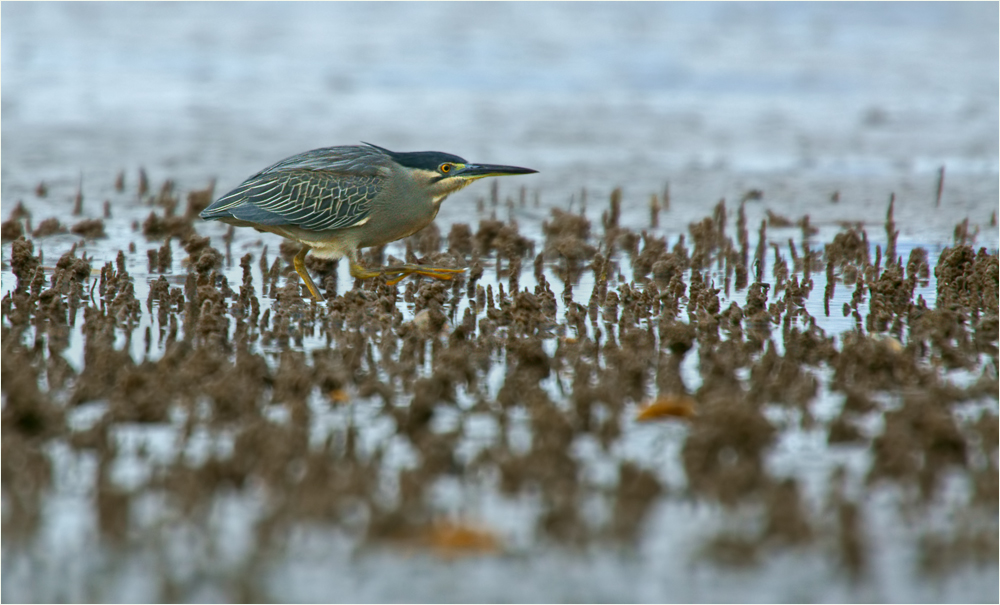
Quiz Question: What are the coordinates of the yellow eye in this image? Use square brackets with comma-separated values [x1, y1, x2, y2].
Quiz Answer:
[439, 163, 452, 174]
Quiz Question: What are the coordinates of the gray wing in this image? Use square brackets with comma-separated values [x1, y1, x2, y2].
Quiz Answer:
[201, 145, 390, 231]
[204, 170, 384, 231]
[252, 145, 390, 178]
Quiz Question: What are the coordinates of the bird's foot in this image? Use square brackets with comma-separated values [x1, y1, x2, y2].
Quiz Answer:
[350, 262, 465, 286]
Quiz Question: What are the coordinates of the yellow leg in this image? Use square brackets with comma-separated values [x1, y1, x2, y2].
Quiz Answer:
[349, 260, 465, 287]
[293, 245, 323, 301]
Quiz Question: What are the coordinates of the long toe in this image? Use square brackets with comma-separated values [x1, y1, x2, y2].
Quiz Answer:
[384, 266, 465, 286]
[415, 268, 465, 279]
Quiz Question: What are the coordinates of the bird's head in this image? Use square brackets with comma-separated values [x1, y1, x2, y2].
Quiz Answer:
[364, 143, 537, 205]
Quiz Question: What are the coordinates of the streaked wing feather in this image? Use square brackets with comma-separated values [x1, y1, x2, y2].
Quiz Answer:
[201, 144, 392, 230]
[207, 170, 384, 231]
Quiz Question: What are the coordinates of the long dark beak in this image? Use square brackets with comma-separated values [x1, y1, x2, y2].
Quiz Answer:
[455, 163, 538, 179]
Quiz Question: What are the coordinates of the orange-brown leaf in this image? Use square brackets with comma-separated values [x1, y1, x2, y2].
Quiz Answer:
[636, 395, 696, 421]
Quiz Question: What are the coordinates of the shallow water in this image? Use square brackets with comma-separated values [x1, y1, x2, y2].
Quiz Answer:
[2, 3, 998, 603]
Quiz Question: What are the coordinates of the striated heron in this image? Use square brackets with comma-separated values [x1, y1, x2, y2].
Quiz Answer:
[200, 143, 537, 300]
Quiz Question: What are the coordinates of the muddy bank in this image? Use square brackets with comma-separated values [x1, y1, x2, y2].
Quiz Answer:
[2, 176, 997, 601]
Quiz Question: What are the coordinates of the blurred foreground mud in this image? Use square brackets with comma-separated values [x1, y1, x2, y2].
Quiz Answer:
[2, 175, 998, 601]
